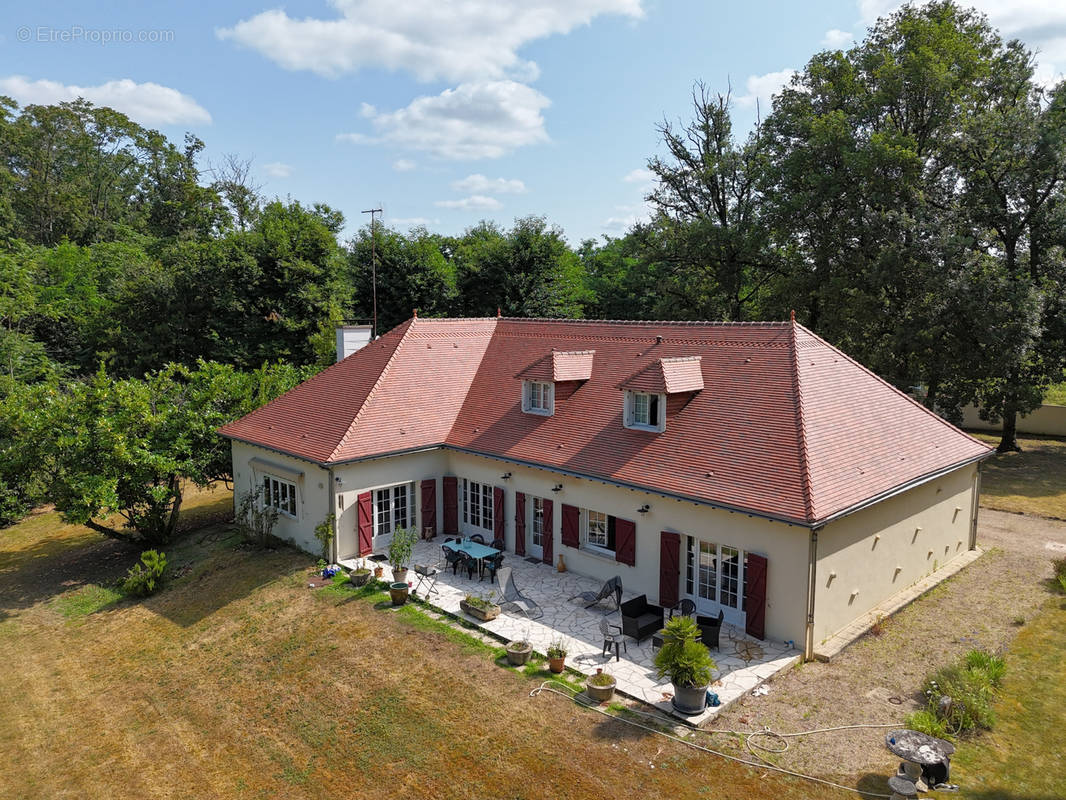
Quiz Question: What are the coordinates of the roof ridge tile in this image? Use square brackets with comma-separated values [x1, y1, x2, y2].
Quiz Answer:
[789, 318, 816, 522]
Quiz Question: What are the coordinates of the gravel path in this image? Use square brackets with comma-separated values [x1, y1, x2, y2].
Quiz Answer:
[702, 509, 1065, 783]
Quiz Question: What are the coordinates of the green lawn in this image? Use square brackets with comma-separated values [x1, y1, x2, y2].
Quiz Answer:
[947, 595, 1066, 799]
[1044, 382, 1066, 406]
[973, 433, 1066, 519]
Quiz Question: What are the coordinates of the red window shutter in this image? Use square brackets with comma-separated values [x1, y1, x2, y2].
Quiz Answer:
[541, 499, 554, 565]
[561, 504, 580, 548]
[420, 479, 436, 537]
[615, 517, 636, 566]
[357, 491, 373, 556]
[493, 486, 505, 543]
[514, 492, 526, 556]
[659, 531, 680, 608]
[744, 553, 768, 641]
[443, 476, 458, 534]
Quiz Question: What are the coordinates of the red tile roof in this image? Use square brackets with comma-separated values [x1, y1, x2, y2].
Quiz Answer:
[514, 349, 595, 382]
[219, 317, 991, 525]
[620, 356, 705, 394]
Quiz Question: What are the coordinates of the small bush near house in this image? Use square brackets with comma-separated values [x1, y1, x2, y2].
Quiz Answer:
[907, 649, 1005, 738]
[1053, 558, 1066, 594]
[121, 550, 168, 597]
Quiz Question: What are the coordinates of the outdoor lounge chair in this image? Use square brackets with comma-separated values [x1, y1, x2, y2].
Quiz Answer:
[695, 609, 724, 651]
[620, 594, 663, 642]
[599, 617, 627, 661]
[569, 576, 622, 614]
[496, 567, 542, 619]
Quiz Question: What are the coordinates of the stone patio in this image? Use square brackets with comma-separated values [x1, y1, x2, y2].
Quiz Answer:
[345, 538, 800, 725]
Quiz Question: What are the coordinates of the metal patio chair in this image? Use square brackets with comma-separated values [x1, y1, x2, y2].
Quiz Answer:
[442, 545, 463, 575]
[481, 552, 504, 584]
[669, 598, 697, 619]
[569, 575, 622, 614]
[412, 563, 439, 598]
[470, 533, 486, 544]
[496, 567, 542, 619]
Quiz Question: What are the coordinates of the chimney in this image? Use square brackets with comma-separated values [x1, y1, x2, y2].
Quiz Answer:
[335, 325, 373, 362]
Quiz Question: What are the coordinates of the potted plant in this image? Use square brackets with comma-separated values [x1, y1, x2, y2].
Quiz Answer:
[388, 525, 418, 583]
[349, 559, 372, 587]
[586, 668, 616, 703]
[546, 638, 568, 673]
[389, 581, 409, 606]
[373, 563, 385, 579]
[459, 592, 501, 621]
[654, 615, 716, 715]
[506, 638, 533, 666]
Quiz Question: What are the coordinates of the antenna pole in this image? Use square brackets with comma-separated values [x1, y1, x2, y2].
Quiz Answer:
[362, 207, 383, 337]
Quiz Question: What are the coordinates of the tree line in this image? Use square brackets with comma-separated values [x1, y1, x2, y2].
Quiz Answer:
[1, 1, 1063, 539]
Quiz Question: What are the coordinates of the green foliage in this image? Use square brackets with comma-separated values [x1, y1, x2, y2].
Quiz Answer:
[121, 549, 168, 597]
[546, 637, 568, 659]
[904, 709, 951, 740]
[588, 670, 615, 687]
[920, 649, 1005, 736]
[387, 525, 418, 570]
[313, 514, 336, 561]
[654, 615, 716, 688]
[236, 486, 280, 549]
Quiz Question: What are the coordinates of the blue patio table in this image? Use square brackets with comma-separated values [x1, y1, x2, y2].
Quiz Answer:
[451, 539, 500, 577]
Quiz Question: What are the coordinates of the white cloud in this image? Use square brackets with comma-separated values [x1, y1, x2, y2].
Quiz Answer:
[217, 0, 644, 83]
[821, 28, 853, 48]
[390, 216, 440, 226]
[623, 167, 654, 184]
[262, 161, 292, 178]
[393, 158, 417, 171]
[735, 68, 797, 110]
[338, 80, 550, 159]
[452, 174, 527, 194]
[0, 75, 211, 125]
[434, 195, 503, 210]
[856, 1, 1066, 87]
[602, 201, 652, 232]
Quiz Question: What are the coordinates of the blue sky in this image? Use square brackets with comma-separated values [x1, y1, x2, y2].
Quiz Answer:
[2, 1, 1065, 244]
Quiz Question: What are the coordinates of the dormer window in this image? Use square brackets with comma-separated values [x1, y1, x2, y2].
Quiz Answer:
[625, 390, 665, 432]
[523, 380, 554, 415]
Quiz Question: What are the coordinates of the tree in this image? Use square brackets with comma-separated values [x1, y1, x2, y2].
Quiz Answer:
[43, 360, 306, 544]
[645, 83, 780, 320]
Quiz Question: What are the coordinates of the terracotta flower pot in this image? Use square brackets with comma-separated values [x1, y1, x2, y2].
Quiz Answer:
[548, 656, 566, 674]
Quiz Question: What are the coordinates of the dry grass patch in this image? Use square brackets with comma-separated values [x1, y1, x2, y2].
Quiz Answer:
[0, 507, 835, 800]
[973, 433, 1066, 519]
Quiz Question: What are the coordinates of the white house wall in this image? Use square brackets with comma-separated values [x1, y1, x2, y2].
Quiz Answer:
[812, 464, 978, 645]
[445, 451, 810, 646]
[231, 441, 330, 555]
[333, 450, 449, 560]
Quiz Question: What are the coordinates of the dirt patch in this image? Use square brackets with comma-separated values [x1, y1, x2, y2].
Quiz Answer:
[706, 509, 1063, 783]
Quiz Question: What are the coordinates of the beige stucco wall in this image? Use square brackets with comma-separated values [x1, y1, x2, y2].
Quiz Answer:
[445, 451, 811, 645]
[812, 463, 978, 645]
[960, 403, 1066, 437]
[230, 441, 331, 555]
[333, 450, 449, 560]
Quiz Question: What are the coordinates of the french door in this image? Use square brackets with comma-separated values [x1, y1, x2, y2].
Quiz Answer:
[686, 537, 746, 627]
[527, 496, 545, 559]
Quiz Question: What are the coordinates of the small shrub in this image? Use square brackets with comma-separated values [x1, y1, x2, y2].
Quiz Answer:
[870, 613, 888, 637]
[1058, 574, 1066, 595]
[964, 650, 1006, 688]
[546, 637, 568, 659]
[654, 615, 716, 688]
[905, 709, 950, 739]
[314, 514, 335, 561]
[236, 486, 279, 548]
[1053, 557, 1066, 581]
[589, 670, 615, 687]
[121, 550, 168, 597]
[1012, 616, 1026, 626]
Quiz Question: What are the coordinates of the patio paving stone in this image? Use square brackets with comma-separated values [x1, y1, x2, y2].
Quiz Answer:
[344, 538, 801, 725]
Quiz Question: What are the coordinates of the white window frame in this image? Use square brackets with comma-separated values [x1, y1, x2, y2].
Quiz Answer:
[461, 478, 494, 533]
[373, 482, 413, 538]
[624, 390, 665, 432]
[522, 380, 554, 416]
[581, 508, 615, 556]
[262, 475, 297, 519]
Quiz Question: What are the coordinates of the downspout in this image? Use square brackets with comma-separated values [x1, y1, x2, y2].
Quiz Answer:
[804, 526, 821, 661]
[328, 468, 337, 563]
[969, 463, 982, 551]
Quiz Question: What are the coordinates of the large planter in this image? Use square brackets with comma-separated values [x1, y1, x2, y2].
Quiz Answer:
[506, 642, 532, 666]
[389, 582, 409, 606]
[586, 673, 617, 703]
[349, 569, 371, 587]
[460, 599, 501, 621]
[671, 682, 710, 715]
[392, 567, 409, 584]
